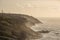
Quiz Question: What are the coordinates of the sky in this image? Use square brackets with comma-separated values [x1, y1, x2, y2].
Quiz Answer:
[0, 0, 60, 17]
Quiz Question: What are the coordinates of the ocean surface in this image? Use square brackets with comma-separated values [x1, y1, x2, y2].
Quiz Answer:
[30, 17, 60, 40]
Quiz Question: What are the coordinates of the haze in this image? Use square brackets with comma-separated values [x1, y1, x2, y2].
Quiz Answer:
[0, 0, 60, 17]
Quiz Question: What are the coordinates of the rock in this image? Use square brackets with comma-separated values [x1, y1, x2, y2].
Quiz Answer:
[0, 13, 42, 40]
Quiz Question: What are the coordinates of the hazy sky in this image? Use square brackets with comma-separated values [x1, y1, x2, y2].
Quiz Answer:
[0, 0, 60, 17]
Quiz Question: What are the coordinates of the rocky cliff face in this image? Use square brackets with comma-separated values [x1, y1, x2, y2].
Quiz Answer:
[0, 13, 42, 40]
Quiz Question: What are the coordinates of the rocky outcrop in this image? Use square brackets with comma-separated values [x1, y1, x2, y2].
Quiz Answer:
[0, 13, 42, 40]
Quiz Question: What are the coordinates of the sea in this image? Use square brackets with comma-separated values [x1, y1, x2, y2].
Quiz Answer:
[30, 17, 60, 40]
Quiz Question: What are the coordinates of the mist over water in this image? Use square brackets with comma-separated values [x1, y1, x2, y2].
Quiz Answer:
[30, 17, 60, 40]
[39, 18, 60, 31]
